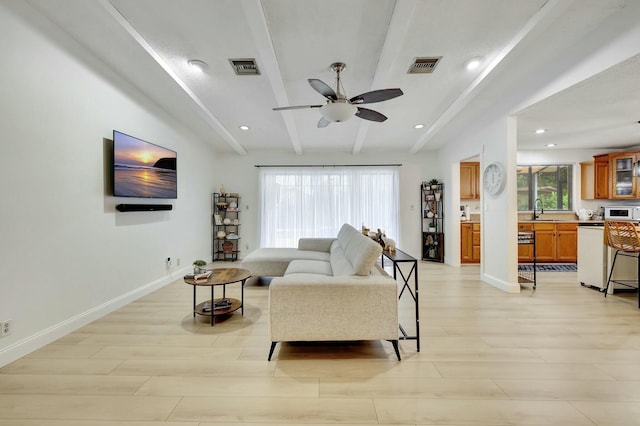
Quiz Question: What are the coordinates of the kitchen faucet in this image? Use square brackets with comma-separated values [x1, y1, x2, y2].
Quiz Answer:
[533, 198, 544, 220]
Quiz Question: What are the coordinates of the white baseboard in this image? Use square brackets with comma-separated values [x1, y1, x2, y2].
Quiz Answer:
[482, 272, 521, 293]
[0, 267, 189, 368]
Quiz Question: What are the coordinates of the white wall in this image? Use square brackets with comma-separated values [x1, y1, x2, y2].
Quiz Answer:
[0, 2, 217, 366]
[213, 150, 438, 260]
[438, 117, 519, 292]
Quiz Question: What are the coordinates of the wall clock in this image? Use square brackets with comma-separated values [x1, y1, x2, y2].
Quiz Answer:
[483, 162, 506, 196]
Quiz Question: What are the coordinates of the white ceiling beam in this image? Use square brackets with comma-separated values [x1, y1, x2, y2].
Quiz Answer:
[409, 0, 569, 153]
[99, 0, 247, 155]
[352, 0, 417, 155]
[241, 0, 303, 155]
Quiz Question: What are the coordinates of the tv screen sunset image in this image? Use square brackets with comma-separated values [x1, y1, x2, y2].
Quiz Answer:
[113, 131, 177, 198]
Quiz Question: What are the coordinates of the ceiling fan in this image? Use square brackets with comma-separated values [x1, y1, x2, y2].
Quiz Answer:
[273, 62, 403, 128]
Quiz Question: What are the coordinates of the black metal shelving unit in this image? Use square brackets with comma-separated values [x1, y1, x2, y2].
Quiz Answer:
[421, 182, 444, 262]
[212, 192, 241, 261]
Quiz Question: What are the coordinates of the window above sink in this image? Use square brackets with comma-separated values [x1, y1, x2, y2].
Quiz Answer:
[517, 164, 574, 212]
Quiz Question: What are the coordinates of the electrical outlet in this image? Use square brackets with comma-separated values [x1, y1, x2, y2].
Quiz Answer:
[166, 257, 172, 267]
[0, 319, 12, 337]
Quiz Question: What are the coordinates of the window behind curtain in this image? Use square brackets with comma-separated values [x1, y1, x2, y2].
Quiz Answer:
[517, 164, 573, 211]
[259, 166, 399, 247]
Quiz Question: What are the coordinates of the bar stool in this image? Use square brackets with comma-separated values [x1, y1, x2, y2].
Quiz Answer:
[603, 220, 640, 308]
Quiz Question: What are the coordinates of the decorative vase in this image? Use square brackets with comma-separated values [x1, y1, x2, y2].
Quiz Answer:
[222, 241, 234, 254]
[435, 192, 441, 201]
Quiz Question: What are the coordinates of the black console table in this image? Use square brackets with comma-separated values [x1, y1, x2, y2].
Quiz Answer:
[381, 249, 420, 352]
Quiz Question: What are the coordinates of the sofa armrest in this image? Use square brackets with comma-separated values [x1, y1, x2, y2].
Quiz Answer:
[297, 238, 335, 252]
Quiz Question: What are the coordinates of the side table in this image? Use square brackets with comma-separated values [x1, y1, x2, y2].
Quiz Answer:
[381, 249, 420, 352]
[184, 268, 251, 326]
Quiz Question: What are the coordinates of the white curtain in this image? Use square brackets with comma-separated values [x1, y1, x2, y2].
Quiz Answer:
[259, 166, 399, 247]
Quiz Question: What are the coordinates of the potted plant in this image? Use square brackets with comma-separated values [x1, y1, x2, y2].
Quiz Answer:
[428, 221, 436, 232]
[193, 259, 207, 274]
[428, 178, 440, 190]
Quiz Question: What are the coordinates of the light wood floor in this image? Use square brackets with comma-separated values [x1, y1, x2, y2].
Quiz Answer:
[1, 262, 640, 425]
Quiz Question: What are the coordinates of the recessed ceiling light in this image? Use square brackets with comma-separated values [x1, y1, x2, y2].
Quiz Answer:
[414, 124, 424, 129]
[188, 59, 208, 72]
[239, 125, 250, 131]
[546, 143, 557, 147]
[534, 128, 547, 134]
[465, 57, 483, 71]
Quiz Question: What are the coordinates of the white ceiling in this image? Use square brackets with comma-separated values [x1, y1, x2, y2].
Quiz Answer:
[25, 0, 640, 155]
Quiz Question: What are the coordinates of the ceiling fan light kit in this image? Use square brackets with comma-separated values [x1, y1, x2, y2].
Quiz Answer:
[273, 62, 403, 128]
[320, 101, 357, 122]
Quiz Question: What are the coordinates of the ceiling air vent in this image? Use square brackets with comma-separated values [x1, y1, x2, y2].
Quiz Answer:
[408, 57, 442, 74]
[229, 58, 260, 75]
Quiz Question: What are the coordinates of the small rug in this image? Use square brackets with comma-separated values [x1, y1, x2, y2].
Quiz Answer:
[518, 264, 577, 272]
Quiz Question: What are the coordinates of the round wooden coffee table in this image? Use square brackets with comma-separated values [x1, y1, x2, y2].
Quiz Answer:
[184, 268, 251, 326]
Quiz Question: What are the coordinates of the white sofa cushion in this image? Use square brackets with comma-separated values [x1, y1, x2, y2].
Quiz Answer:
[329, 240, 356, 276]
[336, 224, 382, 276]
[241, 248, 330, 277]
[285, 259, 333, 276]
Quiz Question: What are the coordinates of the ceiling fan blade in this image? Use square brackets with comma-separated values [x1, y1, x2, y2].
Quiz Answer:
[317, 117, 331, 128]
[273, 105, 322, 111]
[350, 88, 403, 104]
[308, 79, 337, 100]
[356, 107, 387, 122]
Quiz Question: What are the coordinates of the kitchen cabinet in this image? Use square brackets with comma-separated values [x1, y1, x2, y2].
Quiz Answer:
[460, 162, 480, 200]
[556, 223, 578, 262]
[609, 152, 638, 198]
[593, 154, 610, 199]
[461, 222, 480, 263]
[518, 223, 534, 262]
[580, 161, 594, 200]
[533, 223, 556, 262]
[518, 222, 577, 263]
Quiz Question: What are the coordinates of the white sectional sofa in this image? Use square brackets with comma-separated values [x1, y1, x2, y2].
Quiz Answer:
[241, 224, 400, 360]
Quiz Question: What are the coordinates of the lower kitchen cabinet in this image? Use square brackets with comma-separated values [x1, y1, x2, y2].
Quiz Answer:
[461, 222, 480, 263]
[519, 222, 577, 263]
[464, 222, 577, 264]
[518, 223, 534, 262]
[533, 223, 556, 262]
[556, 223, 578, 262]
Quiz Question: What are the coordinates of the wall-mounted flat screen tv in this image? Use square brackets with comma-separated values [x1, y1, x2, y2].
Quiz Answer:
[113, 130, 177, 199]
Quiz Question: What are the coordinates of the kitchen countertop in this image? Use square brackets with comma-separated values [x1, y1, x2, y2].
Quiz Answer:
[461, 219, 605, 225]
[519, 219, 604, 224]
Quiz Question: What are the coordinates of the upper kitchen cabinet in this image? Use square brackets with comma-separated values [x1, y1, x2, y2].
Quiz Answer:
[580, 161, 594, 200]
[593, 154, 610, 199]
[460, 162, 480, 200]
[609, 152, 638, 198]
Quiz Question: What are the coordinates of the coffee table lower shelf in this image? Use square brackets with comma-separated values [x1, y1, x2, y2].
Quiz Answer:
[194, 298, 242, 317]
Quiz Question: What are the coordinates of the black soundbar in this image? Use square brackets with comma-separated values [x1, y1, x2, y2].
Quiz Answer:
[116, 204, 173, 212]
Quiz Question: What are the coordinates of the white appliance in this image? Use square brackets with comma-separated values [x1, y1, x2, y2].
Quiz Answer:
[604, 205, 640, 220]
[460, 205, 469, 221]
[577, 226, 636, 293]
